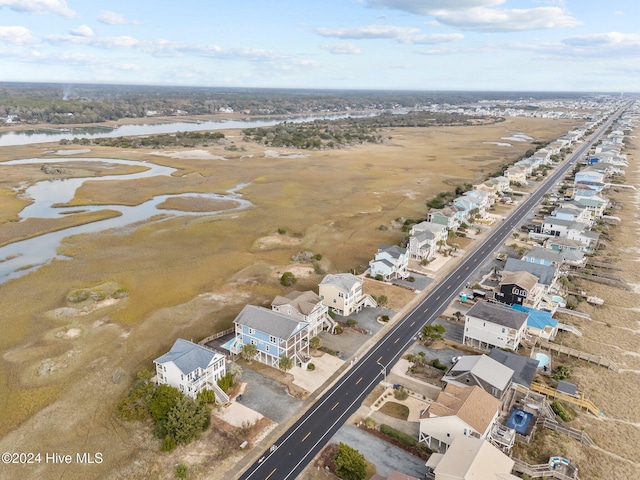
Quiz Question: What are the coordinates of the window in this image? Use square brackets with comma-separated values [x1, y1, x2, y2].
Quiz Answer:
[248, 328, 255, 335]
[446, 432, 450, 437]
[250, 339, 257, 346]
[180, 374, 184, 380]
[502, 328, 506, 333]
[265, 345, 270, 352]
[338, 292, 343, 298]
[269, 335, 276, 343]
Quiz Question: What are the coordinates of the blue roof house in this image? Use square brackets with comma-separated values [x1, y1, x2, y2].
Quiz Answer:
[512, 305, 558, 341]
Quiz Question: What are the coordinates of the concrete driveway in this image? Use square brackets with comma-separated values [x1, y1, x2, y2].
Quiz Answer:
[290, 353, 344, 393]
[330, 424, 426, 478]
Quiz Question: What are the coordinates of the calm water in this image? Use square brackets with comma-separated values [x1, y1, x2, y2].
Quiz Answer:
[0, 157, 252, 283]
[0, 113, 372, 146]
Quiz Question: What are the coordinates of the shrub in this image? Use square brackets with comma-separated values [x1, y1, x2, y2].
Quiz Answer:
[551, 400, 577, 422]
[346, 319, 357, 327]
[375, 274, 384, 281]
[67, 289, 91, 303]
[380, 315, 390, 323]
[380, 424, 416, 447]
[430, 359, 448, 371]
[393, 388, 409, 401]
[307, 363, 315, 371]
[196, 389, 216, 404]
[553, 365, 572, 381]
[111, 288, 129, 299]
[280, 271, 297, 286]
[217, 373, 234, 392]
[311, 253, 322, 261]
[277, 227, 287, 234]
[334, 443, 367, 480]
[175, 463, 189, 479]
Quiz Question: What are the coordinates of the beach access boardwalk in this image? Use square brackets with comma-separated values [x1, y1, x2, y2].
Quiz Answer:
[531, 338, 620, 372]
[530, 381, 603, 418]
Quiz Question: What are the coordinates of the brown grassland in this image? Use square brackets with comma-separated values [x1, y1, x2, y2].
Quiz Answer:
[0, 117, 582, 479]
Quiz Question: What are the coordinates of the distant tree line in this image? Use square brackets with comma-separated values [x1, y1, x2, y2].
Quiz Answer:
[60, 130, 225, 149]
[0, 82, 586, 126]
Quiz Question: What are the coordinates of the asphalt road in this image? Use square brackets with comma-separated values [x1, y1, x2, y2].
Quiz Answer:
[238, 106, 626, 480]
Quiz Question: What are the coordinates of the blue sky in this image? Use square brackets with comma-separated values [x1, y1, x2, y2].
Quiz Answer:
[0, 0, 638, 92]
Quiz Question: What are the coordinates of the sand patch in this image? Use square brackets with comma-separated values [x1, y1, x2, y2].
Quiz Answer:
[152, 149, 228, 160]
[253, 234, 302, 250]
[264, 150, 309, 159]
[271, 263, 316, 279]
[53, 149, 91, 155]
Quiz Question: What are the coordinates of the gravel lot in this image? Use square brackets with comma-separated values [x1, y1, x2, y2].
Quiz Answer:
[330, 424, 426, 478]
[237, 368, 303, 423]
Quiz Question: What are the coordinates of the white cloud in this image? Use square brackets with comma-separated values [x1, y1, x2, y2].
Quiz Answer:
[366, 0, 579, 32]
[430, 6, 580, 32]
[402, 33, 464, 44]
[70, 25, 94, 37]
[0, 0, 76, 18]
[0, 26, 34, 44]
[315, 25, 420, 40]
[46, 34, 140, 49]
[561, 32, 640, 56]
[613, 11, 624, 16]
[98, 10, 136, 25]
[320, 42, 362, 54]
[367, 0, 504, 14]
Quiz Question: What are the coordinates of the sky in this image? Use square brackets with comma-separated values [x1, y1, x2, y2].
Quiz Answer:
[0, 0, 638, 92]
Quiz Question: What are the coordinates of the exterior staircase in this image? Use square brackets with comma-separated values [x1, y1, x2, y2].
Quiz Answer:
[530, 381, 603, 417]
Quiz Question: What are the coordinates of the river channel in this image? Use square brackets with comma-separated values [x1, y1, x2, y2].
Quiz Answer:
[0, 157, 252, 284]
[0, 113, 373, 147]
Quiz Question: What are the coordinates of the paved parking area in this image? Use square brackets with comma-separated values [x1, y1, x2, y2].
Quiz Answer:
[409, 343, 465, 367]
[321, 307, 396, 359]
[392, 272, 433, 291]
[237, 368, 303, 424]
[331, 425, 426, 479]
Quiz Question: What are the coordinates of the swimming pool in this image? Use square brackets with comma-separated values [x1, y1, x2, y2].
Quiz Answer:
[535, 352, 550, 368]
[506, 408, 534, 435]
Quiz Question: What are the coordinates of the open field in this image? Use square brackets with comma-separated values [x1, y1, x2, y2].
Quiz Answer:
[0, 117, 581, 479]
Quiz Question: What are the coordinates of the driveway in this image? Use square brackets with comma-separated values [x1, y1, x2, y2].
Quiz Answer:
[237, 368, 303, 424]
[392, 272, 433, 291]
[330, 424, 425, 478]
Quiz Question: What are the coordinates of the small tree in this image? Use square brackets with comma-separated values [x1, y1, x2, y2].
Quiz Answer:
[334, 442, 367, 480]
[422, 324, 446, 345]
[196, 389, 216, 405]
[376, 295, 388, 307]
[164, 396, 210, 446]
[280, 271, 297, 287]
[310, 336, 322, 352]
[241, 343, 258, 363]
[150, 385, 182, 423]
[279, 355, 294, 373]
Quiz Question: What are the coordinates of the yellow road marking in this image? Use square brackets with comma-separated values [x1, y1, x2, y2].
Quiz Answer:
[266, 469, 277, 480]
[302, 432, 311, 442]
[410, 321, 415, 327]
[332, 402, 339, 411]
[424, 307, 429, 313]
[447, 285, 451, 289]
[356, 377, 363, 385]
[436, 295, 440, 300]
[377, 355, 383, 362]
[394, 337, 400, 344]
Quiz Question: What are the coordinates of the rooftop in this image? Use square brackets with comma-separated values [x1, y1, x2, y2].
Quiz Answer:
[466, 301, 529, 330]
[154, 339, 223, 376]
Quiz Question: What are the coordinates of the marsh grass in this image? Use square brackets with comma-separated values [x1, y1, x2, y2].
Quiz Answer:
[0, 117, 585, 476]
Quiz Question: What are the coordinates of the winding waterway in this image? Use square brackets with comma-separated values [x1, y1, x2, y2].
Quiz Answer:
[0, 113, 372, 147]
[0, 157, 252, 283]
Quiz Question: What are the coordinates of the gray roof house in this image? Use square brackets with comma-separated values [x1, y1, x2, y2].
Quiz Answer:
[232, 305, 311, 368]
[504, 258, 558, 288]
[463, 302, 529, 351]
[154, 339, 228, 401]
[443, 355, 514, 399]
[488, 349, 539, 388]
